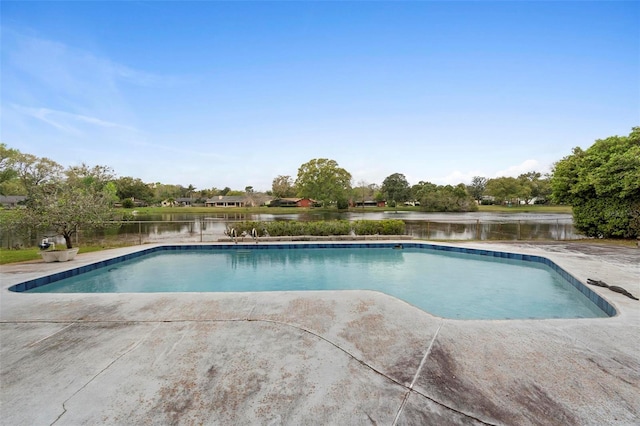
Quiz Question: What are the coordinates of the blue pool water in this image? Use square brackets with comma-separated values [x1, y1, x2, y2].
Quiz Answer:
[22, 246, 609, 320]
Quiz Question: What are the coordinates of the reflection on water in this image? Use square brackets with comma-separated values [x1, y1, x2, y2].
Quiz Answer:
[2, 211, 579, 247]
[404, 220, 576, 240]
[71, 211, 580, 245]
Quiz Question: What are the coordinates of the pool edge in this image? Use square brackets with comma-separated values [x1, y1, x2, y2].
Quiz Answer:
[6, 242, 617, 318]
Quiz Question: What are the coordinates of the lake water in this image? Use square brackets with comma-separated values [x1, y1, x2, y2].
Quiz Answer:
[2, 211, 580, 248]
[102, 211, 579, 243]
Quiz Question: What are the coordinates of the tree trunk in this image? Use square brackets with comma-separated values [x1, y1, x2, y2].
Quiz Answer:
[63, 233, 73, 249]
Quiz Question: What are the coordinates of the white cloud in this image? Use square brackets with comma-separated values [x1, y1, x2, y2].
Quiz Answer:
[12, 105, 137, 134]
[432, 170, 483, 186]
[494, 159, 542, 178]
[4, 27, 181, 93]
[2, 27, 187, 142]
[426, 159, 552, 186]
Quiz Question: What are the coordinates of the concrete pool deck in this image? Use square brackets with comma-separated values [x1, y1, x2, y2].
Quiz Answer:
[1, 241, 638, 425]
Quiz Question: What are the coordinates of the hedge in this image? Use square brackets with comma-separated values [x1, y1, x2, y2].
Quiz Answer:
[229, 219, 405, 237]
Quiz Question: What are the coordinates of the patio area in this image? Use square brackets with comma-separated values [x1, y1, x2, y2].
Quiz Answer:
[1, 241, 638, 425]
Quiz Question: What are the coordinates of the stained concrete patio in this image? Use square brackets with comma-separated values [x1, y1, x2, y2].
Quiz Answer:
[1, 241, 638, 425]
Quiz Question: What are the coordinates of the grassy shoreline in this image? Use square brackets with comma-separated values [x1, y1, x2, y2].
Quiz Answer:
[0, 243, 132, 265]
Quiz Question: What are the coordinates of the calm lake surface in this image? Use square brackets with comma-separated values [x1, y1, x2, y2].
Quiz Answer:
[102, 211, 579, 244]
[2, 211, 580, 248]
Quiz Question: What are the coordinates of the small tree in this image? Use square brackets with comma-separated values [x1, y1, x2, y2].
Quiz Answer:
[485, 177, 526, 205]
[186, 184, 196, 198]
[20, 164, 121, 249]
[352, 180, 378, 207]
[467, 176, 487, 203]
[517, 172, 552, 204]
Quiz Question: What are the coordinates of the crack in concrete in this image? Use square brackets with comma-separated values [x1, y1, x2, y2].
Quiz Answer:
[392, 322, 443, 425]
[411, 322, 443, 389]
[49, 323, 160, 426]
[8, 317, 496, 425]
[27, 322, 76, 347]
[251, 318, 497, 425]
[245, 304, 256, 320]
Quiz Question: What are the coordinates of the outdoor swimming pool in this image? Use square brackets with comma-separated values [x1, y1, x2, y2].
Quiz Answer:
[11, 243, 614, 320]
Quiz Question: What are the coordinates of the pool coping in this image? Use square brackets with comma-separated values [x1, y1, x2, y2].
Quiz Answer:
[2, 241, 621, 319]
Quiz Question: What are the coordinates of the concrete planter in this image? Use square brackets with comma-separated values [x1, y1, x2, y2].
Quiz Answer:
[40, 248, 79, 263]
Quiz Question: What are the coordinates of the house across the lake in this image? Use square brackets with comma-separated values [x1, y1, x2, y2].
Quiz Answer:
[353, 200, 386, 208]
[205, 196, 246, 208]
[269, 198, 316, 208]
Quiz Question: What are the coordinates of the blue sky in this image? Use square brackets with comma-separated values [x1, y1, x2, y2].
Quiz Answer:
[2, 1, 638, 192]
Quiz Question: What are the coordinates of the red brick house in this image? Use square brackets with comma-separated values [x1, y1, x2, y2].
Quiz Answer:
[270, 198, 316, 207]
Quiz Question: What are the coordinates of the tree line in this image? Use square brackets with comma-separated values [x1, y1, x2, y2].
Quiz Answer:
[1, 126, 638, 238]
[271, 160, 552, 212]
[0, 148, 548, 210]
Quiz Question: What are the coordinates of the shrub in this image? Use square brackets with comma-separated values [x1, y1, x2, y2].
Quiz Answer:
[336, 199, 349, 210]
[352, 219, 405, 235]
[231, 219, 404, 237]
[551, 127, 639, 238]
[352, 220, 379, 235]
[379, 219, 405, 235]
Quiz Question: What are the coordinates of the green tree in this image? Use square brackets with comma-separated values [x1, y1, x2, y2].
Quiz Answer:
[412, 181, 438, 201]
[381, 173, 411, 207]
[352, 181, 378, 206]
[0, 144, 20, 194]
[19, 164, 122, 248]
[114, 177, 154, 202]
[65, 163, 115, 193]
[0, 178, 24, 196]
[271, 175, 296, 198]
[152, 183, 183, 202]
[418, 183, 477, 212]
[295, 158, 352, 207]
[485, 177, 526, 205]
[551, 127, 640, 238]
[467, 176, 487, 203]
[186, 184, 196, 198]
[121, 198, 135, 208]
[517, 172, 552, 204]
[197, 187, 218, 199]
[244, 186, 264, 207]
[12, 152, 64, 197]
